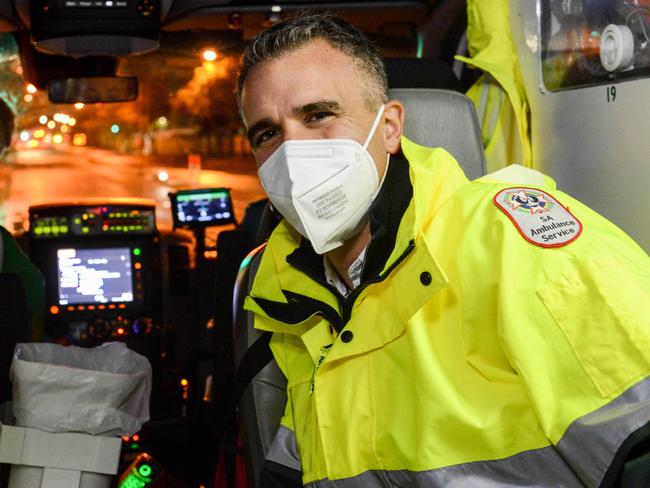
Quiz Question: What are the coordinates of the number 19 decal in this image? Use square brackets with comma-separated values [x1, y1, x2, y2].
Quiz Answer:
[606, 85, 617, 103]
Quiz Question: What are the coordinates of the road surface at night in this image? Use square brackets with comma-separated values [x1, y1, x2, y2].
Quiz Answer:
[0, 145, 265, 234]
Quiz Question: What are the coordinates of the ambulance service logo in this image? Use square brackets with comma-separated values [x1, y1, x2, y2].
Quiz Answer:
[502, 189, 554, 214]
[493, 187, 582, 248]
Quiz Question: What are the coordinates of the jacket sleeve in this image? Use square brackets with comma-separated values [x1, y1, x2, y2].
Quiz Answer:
[260, 421, 302, 488]
[260, 332, 303, 487]
[495, 195, 650, 487]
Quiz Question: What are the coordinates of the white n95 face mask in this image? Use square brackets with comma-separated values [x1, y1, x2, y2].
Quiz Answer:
[258, 105, 387, 254]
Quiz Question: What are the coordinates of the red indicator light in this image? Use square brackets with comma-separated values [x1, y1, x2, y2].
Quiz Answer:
[118, 304, 126, 309]
[133, 434, 140, 442]
[78, 305, 85, 311]
[49, 305, 59, 315]
[121, 436, 129, 442]
[88, 305, 96, 310]
[67, 306, 74, 311]
[108, 304, 116, 309]
[98, 304, 106, 310]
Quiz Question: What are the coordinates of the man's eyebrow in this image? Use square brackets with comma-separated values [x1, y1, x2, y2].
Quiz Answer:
[246, 118, 276, 144]
[293, 99, 343, 115]
[246, 100, 343, 144]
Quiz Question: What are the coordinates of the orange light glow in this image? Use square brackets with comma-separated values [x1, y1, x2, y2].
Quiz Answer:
[26, 84, 37, 94]
[134, 262, 142, 270]
[72, 133, 87, 146]
[133, 434, 140, 442]
[49, 305, 60, 315]
[180, 379, 189, 387]
[117, 327, 125, 335]
[118, 304, 126, 309]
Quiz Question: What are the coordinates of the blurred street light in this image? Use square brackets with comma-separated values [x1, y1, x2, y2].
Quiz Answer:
[202, 49, 218, 62]
[39, 115, 48, 125]
[74, 103, 85, 110]
[23, 94, 33, 102]
[47, 120, 56, 129]
[26, 84, 37, 94]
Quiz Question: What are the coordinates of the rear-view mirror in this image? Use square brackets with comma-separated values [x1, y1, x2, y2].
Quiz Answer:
[48, 76, 138, 104]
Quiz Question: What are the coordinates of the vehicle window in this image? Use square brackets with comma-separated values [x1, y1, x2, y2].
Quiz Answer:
[0, 30, 264, 234]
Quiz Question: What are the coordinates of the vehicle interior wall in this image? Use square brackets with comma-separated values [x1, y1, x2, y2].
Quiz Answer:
[511, 0, 650, 251]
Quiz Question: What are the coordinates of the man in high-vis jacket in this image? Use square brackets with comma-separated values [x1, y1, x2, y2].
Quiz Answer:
[237, 12, 650, 488]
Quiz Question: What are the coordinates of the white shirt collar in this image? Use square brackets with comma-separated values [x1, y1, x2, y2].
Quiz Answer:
[323, 247, 367, 297]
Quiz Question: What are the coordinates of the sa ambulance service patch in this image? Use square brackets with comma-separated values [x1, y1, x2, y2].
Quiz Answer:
[493, 187, 582, 248]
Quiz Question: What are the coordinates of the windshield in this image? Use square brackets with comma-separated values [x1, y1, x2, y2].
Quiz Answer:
[0, 30, 265, 235]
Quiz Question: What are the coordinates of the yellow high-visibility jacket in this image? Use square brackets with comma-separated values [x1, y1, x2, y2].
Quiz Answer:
[245, 138, 650, 487]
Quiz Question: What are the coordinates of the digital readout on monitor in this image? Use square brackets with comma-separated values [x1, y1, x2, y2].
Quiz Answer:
[57, 248, 134, 305]
[175, 190, 232, 224]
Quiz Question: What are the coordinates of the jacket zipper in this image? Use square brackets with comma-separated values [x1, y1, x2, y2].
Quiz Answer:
[309, 344, 333, 395]
[341, 239, 416, 323]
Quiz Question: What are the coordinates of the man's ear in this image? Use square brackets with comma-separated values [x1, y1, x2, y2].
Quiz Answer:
[383, 100, 404, 155]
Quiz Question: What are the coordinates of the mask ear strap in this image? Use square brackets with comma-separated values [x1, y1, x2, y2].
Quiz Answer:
[362, 104, 386, 150]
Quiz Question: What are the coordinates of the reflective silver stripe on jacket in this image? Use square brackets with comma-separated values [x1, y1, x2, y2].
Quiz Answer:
[558, 375, 650, 486]
[266, 424, 301, 471]
[305, 445, 583, 488]
[304, 376, 650, 488]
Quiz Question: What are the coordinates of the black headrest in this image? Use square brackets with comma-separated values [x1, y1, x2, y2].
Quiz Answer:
[384, 57, 460, 92]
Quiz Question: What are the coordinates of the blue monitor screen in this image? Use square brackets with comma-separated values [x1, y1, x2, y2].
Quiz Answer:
[57, 247, 133, 305]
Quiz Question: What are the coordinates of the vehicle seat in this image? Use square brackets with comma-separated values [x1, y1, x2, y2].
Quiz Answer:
[0, 273, 28, 405]
[390, 88, 486, 180]
[232, 88, 487, 487]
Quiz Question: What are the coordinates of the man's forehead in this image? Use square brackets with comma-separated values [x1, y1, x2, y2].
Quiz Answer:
[241, 45, 364, 125]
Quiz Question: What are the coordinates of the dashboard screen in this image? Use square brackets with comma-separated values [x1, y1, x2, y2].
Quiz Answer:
[172, 188, 234, 227]
[57, 247, 134, 305]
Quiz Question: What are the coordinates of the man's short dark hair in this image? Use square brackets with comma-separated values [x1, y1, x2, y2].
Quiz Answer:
[237, 12, 389, 114]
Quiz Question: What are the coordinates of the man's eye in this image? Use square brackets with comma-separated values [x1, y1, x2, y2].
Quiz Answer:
[254, 129, 279, 147]
[306, 112, 333, 124]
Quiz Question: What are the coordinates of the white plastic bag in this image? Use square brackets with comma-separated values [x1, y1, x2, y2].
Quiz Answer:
[10, 342, 151, 436]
